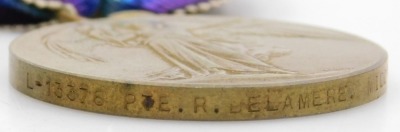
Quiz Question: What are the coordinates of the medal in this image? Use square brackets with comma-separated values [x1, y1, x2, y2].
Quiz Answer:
[9, 13, 387, 120]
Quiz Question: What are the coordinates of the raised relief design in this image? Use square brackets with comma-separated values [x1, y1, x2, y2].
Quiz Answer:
[41, 17, 352, 81]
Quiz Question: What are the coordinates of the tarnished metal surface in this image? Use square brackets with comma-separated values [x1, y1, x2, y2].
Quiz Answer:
[9, 15, 387, 120]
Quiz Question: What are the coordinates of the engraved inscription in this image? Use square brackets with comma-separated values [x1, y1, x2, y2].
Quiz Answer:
[230, 103, 242, 113]
[313, 90, 323, 106]
[26, 72, 110, 106]
[54, 81, 63, 98]
[158, 95, 170, 112]
[142, 94, 154, 111]
[194, 97, 206, 113]
[248, 95, 261, 112]
[125, 94, 136, 110]
[228, 84, 356, 113]
[66, 81, 77, 101]
[282, 95, 293, 110]
[26, 73, 48, 90]
[266, 95, 279, 111]
[326, 89, 336, 104]
[298, 94, 310, 109]
[368, 70, 387, 95]
[24, 68, 384, 116]
[94, 91, 105, 106]
[78, 86, 89, 104]
[26, 73, 35, 89]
